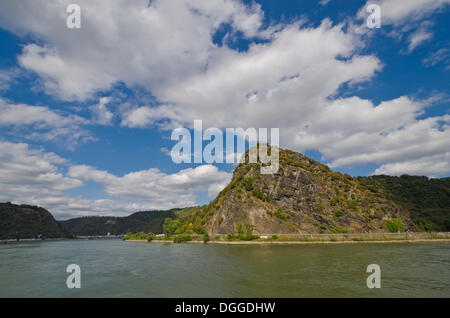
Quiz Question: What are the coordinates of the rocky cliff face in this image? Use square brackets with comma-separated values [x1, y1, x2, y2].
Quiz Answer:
[0, 202, 67, 239]
[204, 148, 415, 235]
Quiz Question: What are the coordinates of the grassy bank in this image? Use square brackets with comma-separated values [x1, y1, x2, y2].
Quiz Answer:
[123, 231, 450, 244]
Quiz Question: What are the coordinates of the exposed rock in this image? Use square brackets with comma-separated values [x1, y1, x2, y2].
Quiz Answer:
[204, 147, 415, 235]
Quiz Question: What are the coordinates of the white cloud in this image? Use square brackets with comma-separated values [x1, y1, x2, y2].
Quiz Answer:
[0, 0, 267, 101]
[0, 68, 17, 91]
[67, 163, 231, 202]
[89, 97, 114, 125]
[357, 1, 448, 55]
[0, 141, 80, 190]
[358, 0, 450, 25]
[374, 152, 450, 177]
[423, 48, 450, 69]
[0, 98, 92, 148]
[408, 29, 433, 52]
[0, 141, 232, 218]
[0, 0, 448, 177]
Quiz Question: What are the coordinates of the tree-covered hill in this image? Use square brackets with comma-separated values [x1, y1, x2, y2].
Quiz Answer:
[58, 207, 202, 236]
[357, 175, 450, 231]
[0, 202, 68, 239]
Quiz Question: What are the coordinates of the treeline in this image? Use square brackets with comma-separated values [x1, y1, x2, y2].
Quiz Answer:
[358, 175, 450, 231]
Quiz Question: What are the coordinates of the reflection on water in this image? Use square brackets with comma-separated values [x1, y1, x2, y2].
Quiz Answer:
[0, 239, 449, 297]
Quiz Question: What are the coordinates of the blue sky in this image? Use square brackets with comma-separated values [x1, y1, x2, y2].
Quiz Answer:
[0, 0, 449, 219]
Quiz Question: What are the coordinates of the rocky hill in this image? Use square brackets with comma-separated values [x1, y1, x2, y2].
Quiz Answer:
[197, 147, 416, 235]
[0, 202, 67, 239]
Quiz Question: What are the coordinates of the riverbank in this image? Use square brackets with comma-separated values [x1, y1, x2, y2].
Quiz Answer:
[127, 238, 450, 244]
[125, 232, 450, 245]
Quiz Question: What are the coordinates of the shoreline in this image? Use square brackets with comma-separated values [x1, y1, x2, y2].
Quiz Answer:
[125, 238, 450, 245]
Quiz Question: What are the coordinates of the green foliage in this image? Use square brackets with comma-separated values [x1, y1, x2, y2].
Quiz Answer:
[244, 221, 254, 238]
[316, 203, 324, 212]
[272, 235, 279, 240]
[242, 177, 254, 191]
[415, 217, 441, 232]
[123, 231, 154, 241]
[385, 218, 405, 233]
[334, 210, 345, 218]
[0, 203, 68, 239]
[193, 225, 206, 235]
[203, 234, 210, 243]
[173, 234, 192, 243]
[274, 208, 289, 220]
[236, 222, 244, 235]
[252, 188, 266, 201]
[358, 175, 450, 231]
[163, 218, 177, 236]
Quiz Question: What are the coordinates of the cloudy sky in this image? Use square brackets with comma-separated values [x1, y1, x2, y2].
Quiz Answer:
[0, 0, 449, 219]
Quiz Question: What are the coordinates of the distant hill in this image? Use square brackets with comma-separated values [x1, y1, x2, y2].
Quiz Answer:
[59, 207, 201, 236]
[0, 202, 67, 239]
[357, 175, 450, 231]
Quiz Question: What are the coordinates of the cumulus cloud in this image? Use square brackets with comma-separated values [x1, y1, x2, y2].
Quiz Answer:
[358, 0, 450, 25]
[357, 1, 448, 55]
[0, 98, 92, 148]
[0, 0, 448, 177]
[0, 0, 267, 101]
[0, 141, 231, 218]
[67, 164, 231, 203]
[374, 152, 450, 177]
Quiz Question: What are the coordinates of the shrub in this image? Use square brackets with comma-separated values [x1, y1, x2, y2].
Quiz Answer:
[274, 209, 288, 220]
[236, 222, 244, 235]
[252, 188, 266, 201]
[242, 177, 254, 191]
[147, 232, 155, 242]
[334, 210, 345, 218]
[173, 235, 192, 243]
[194, 226, 206, 235]
[272, 235, 279, 240]
[385, 218, 405, 233]
[203, 234, 210, 243]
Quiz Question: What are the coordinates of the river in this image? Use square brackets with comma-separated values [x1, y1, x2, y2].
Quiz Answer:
[0, 239, 449, 297]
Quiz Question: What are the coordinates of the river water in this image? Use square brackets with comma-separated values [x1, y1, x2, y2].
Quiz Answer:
[0, 239, 449, 297]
